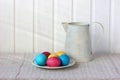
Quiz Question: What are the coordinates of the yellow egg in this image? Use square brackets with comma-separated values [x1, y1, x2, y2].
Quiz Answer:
[56, 51, 66, 56]
[48, 54, 58, 58]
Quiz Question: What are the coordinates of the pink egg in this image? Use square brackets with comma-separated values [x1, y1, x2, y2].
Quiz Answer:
[42, 52, 51, 58]
[47, 57, 61, 67]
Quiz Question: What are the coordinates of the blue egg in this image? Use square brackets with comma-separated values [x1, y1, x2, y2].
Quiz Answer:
[35, 53, 47, 66]
[59, 54, 70, 66]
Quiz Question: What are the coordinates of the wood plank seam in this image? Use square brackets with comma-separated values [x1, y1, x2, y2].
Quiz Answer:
[109, 0, 112, 54]
[71, 0, 73, 21]
[14, 0, 16, 54]
[52, 0, 55, 53]
[33, 0, 35, 54]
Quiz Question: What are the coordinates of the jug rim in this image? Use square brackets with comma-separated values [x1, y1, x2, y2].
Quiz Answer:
[62, 22, 89, 26]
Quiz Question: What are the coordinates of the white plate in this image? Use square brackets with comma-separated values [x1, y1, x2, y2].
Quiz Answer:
[32, 58, 76, 69]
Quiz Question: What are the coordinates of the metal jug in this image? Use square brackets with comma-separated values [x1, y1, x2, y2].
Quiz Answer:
[62, 22, 103, 62]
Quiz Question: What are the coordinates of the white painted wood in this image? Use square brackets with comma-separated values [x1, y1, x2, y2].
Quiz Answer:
[92, 0, 110, 54]
[54, 0, 72, 52]
[0, 0, 14, 53]
[1, 0, 120, 54]
[109, 0, 113, 54]
[73, 0, 90, 22]
[111, 0, 120, 53]
[15, 0, 33, 53]
[34, 0, 53, 53]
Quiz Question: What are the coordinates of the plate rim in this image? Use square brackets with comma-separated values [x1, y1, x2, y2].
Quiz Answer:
[31, 58, 76, 69]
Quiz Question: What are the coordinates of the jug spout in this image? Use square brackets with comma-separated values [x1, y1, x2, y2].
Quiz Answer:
[62, 22, 69, 32]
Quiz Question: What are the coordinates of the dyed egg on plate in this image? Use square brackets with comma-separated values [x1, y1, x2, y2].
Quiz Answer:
[56, 51, 65, 56]
[35, 53, 47, 66]
[42, 51, 51, 58]
[47, 57, 61, 67]
[59, 54, 70, 66]
[48, 54, 58, 59]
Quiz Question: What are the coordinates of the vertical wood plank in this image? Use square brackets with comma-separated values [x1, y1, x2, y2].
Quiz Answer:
[111, 0, 120, 53]
[73, 0, 90, 22]
[92, 0, 110, 53]
[0, 0, 14, 53]
[15, 0, 33, 53]
[34, 0, 53, 53]
[54, 0, 72, 52]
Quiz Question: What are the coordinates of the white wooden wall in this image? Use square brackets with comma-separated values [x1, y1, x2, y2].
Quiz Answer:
[0, 0, 119, 54]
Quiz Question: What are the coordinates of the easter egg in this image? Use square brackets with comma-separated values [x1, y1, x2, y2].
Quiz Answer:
[47, 57, 61, 67]
[59, 54, 70, 66]
[48, 54, 58, 59]
[35, 53, 47, 66]
[56, 51, 65, 56]
[42, 51, 51, 57]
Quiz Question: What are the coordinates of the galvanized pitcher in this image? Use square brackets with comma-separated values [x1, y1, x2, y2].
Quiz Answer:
[62, 22, 103, 62]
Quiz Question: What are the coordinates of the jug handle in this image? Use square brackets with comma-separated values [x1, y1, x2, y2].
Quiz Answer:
[91, 22, 104, 32]
[90, 22, 104, 56]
